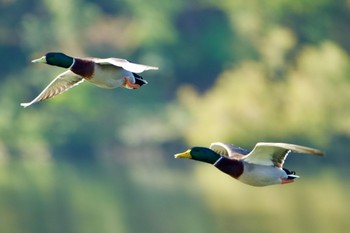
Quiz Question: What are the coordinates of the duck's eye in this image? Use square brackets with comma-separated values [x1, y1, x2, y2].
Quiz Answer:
[192, 148, 201, 153]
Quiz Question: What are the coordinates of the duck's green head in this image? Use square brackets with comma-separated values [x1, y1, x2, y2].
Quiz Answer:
[32, 52, 74, 68]
[174, 147, 221, 164]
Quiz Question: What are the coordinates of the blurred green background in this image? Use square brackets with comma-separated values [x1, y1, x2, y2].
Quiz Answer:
[1, 0, 350, 232]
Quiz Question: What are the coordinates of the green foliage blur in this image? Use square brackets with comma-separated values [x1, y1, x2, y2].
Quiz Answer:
[0, 0, 350, 232]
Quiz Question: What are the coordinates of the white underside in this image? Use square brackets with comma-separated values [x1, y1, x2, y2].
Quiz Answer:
[87, 64, 134, 89]
[238, 163, 288, 186]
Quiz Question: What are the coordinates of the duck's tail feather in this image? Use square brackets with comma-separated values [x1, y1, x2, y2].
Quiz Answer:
[283, 168, 300, 179]
[133, 73, 148, 87]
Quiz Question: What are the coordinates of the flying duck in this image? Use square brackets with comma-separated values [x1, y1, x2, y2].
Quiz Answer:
[175, 142, 324, 187]
[21, 52, 158, 107]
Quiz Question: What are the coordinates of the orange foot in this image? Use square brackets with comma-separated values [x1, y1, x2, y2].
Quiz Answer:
[123, 77, 140, 89]
[281, 178, 295, 184]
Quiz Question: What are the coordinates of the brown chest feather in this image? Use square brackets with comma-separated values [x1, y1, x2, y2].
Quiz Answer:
[70, 58, 95, 79]
[214, 157, 244, 179]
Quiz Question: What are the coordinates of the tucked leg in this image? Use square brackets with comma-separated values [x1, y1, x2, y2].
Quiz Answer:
[123, 77, 140, 89]
[281, 178, 295, 184]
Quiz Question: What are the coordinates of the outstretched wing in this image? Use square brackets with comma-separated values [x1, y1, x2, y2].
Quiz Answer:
[210, 142, 250, 159]
[94, 58, 159, 73]
[243, 142, 324, 168]
[21, 70, 84, 108]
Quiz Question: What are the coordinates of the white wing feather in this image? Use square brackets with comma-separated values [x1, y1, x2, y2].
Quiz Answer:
[21, 70, 84, 108]
[210, 142, 250, 159]
[243, 142, 324, 167]
[94, 58, 159, 73]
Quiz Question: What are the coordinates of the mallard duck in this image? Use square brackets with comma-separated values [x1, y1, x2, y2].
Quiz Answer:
[21, 52, 158, 107]
[175, 142, 324, 187]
